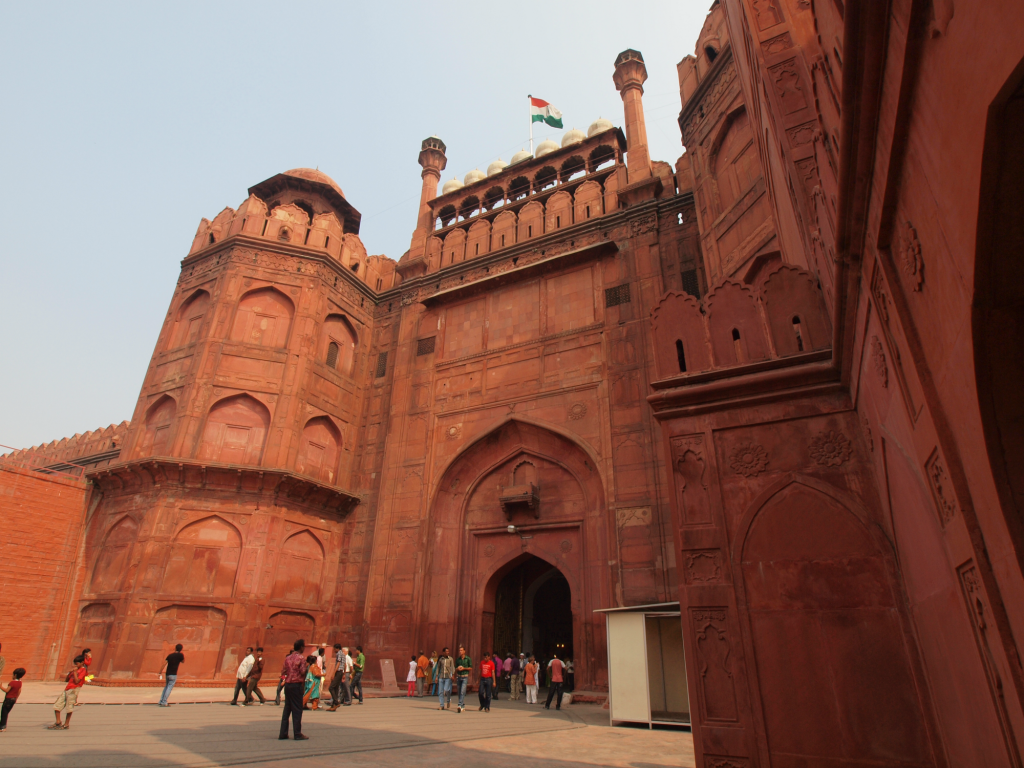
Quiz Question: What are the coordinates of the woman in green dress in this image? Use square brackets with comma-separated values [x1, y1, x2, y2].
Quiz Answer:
[302, 655, 323, 710]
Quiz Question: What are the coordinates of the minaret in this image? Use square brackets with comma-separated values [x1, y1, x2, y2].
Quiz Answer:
[613, 49, 654, 184]
[401, 136, 447, 276]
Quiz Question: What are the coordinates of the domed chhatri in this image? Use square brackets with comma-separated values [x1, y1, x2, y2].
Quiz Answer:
[536, 139, 560, 158]
[487, 158, 508, 177]
[283, 168, 345, 198]
[441, 177, 464, 195]
[464, 169, 486, 186]
[511, 149, 533, 164]
[587, 117, 614, 137]
[561, 128, 586, 147]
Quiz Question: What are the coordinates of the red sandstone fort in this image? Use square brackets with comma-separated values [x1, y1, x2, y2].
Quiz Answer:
[3, 1, 1024, 765]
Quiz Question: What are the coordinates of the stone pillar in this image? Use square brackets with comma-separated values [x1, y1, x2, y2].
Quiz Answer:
[402, 136, 447, 274]
[613, 49, 652, 182]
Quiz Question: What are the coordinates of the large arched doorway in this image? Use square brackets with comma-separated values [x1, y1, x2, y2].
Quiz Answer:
[485, 556, 573, 661]
[416, 418, 613, 691]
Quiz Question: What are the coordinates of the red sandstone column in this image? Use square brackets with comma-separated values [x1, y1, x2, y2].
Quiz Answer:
[613, 49, 652, 182]
[414, 137, 447, 237]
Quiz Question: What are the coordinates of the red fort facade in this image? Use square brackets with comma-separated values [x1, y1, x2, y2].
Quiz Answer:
[4, 1, 1024, 766]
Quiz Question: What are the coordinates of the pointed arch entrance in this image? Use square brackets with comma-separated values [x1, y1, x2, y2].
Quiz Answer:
[414, 418, 612, 691]
[483, 554, 573, 661]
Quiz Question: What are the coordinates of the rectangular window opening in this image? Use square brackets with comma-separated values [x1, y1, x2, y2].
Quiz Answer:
[374, 351, 388, 378]
[416, 336, 436, 356]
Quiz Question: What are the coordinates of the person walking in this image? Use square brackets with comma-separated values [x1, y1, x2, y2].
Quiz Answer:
[328, 644, 344, 709]
[503, 653, 513, 696]
[352, 646, 365, 704]
[0, 667, 25, 731]
[157, 643, 184, 706]
[478, 653, 494, 712]
[49, 655, 87, 729]
[340, 647, 354, 706]
[231, 647, 254, 705]
[406, 655, 417, 697]
[303, 655, 323, 710]
[426, 651, 437, 696]
[416, 650, 428, 697]
[544, 653, 565, 710]
[279, 639, 309, 740]
[454, 645, 472, 713]
[274, 670, 286, 705]
[491, 652, 502, 699]
[436, 648, 454, 710]
[565, 657, 575, 692]
[525, 655, 539, 704]
[245, 647, 265, 705]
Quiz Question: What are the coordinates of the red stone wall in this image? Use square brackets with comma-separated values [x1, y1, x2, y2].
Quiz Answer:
[0, 464, 91, 680]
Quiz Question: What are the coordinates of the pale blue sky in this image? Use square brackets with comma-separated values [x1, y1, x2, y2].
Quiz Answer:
[0, 1, 708, 451]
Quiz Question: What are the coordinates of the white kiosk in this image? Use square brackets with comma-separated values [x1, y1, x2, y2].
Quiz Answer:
[595, 602, 690, 728]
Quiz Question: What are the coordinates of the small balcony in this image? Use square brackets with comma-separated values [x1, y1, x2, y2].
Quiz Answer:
[498, 482, 540, 520]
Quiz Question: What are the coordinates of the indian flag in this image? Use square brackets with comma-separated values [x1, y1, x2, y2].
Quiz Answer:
[530, 96, 563, 129]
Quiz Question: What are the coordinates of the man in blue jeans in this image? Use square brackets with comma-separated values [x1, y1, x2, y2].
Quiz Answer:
[454, 645, 472, 713]
[436, 648, 454, 710]
[158, 644, 184, 706]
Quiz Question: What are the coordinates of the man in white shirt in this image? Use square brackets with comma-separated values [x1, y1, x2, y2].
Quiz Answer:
[231, 647, 255, 705]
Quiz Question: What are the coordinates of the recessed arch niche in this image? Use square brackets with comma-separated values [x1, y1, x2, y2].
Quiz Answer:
[295, 416, 341, 485]
[321, 314, 357, 375]
[170, 289, 211, 348]
[229, 286, 294, 348]
[160, 516, 242, 598]
[90, 515, 139, 593]
[136, 395, 176, 458]
[271, 530, 325, 605]
[197, 394, 270, 465]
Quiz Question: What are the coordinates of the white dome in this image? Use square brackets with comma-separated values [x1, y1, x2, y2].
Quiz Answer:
[441, 177, 464, 195]
[511, 149, 533, 164]
[464, 168, 486, 185]
[487, 158, 508, 176]
[587, 117, 614, 137]
[536, 139, 559, 158]
[561, 128, 586, 147]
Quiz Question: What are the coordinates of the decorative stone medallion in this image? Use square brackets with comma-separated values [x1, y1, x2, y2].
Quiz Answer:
[899, 221, 924, 292]
[870, 335, 888, 388]
[568, 402, 588, 420]
[445, 424, 462, 440]
[484, 544, 495, 558]
[810, 430, 853, 467]
[560, 539, 573, 553]
[729, 443, 769, 477]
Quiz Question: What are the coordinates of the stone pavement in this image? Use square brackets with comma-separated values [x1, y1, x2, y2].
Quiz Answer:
[0, 692, 695, 768]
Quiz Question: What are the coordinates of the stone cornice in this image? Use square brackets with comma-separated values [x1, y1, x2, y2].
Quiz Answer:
[87, 458, 361, 516]
[647, 353, 840, 419]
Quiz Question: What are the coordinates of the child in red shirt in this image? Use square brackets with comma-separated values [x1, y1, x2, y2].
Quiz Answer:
[0, 668, 25, 731]
[50, 655, 87, 730]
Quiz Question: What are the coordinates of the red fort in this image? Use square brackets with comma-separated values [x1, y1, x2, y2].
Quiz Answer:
[3, 1, 1024, 765]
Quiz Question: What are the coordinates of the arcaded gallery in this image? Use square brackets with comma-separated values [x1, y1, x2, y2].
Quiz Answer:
[3, 0, 1024, 765]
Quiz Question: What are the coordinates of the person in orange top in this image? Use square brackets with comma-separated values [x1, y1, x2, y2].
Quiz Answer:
[524, 655, 539, 704]
[415, 650, 429, 697]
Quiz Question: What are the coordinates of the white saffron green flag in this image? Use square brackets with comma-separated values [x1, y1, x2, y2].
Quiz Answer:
[530, 96, 563, 129]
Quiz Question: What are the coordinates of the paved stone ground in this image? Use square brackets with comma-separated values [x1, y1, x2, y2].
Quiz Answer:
[0, 689, 695, 768]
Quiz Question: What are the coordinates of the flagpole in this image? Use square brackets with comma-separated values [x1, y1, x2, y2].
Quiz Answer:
[528, 94, 533, 155]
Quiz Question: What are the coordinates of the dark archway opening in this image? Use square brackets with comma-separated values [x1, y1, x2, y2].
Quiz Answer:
[489, 556, 573, 668]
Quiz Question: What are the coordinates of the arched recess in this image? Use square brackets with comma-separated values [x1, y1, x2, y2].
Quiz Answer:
[651, 290, 711, 378]
[733, 476, 933, 766]
[229, 286, 294, 348]
[295, 416, 341, 485]
[264, 611, 315, 677]
[417, 417, 609, 690]
[69, 603, 115, 674]
[90, 516, 139, 593]
[271, 530, 325, 605]
[760, 264, 832, 355]
[136, 395, 176, 458]
[197, 394, 270, 465]
[170, 289, 211, 348]
[710, 107, 758, 213]
[160, 516, 242, 598]
[705, 279, 769, 365]
[974, 57, 1024, 575]
[321, 314, 357, 375]
[141, 605, 227, 679]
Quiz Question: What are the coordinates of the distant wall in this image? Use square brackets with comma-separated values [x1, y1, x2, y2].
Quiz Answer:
[0, 463, 91, 680]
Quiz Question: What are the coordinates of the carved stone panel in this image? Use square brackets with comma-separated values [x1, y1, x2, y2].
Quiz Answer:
[691, 607, 740, 722]
[671, 435, 712, 525]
